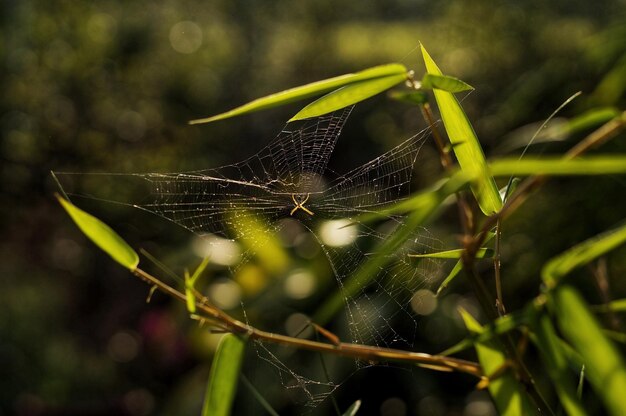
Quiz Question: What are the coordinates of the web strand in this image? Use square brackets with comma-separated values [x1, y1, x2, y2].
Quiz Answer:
[54, 108, 442, 349]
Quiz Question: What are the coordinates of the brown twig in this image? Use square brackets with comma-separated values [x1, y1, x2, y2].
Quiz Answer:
[131, 267, 484, 378]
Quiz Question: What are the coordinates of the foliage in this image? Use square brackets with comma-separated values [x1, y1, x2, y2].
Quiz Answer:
[5, 1, 626, 415]
[55, 45, 626, 415]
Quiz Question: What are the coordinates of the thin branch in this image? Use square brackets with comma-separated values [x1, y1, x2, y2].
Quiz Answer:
[468, 111, 626, 257]
[131, 267, 484, 378]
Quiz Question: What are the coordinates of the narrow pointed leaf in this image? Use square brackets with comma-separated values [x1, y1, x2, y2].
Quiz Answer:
[436, 232, 495, 295]
[409, 247, 492, 259]
[441, 309, 528, 356]
[459, 309, 536, 415]
[290, 74, 407, 121]
[185, 257, 210, 313]
[421, 73, 474, 93]
[567, 107, 620, 136]
[56, 195, 139, 271]
[421, 44, 502, 215]
[190, 64, 407, 124]
[342, 400, 362, 416]
[553, 286, 626, 416]
[533, 314, 587, 416]
[593, 298, 626, 313]
[489, 156, 626, 177]
[388, 90, 429, 106]
[184, 270, 196, 313]
[542, 221, 626, 289]
[202, 334, 247, 416]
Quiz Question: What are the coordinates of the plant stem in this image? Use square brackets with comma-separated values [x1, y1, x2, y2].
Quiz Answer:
[131, 268, 484, 378]
[469, 111, 626, 256]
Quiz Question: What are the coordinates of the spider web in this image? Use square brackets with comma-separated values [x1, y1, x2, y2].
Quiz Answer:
[55, 107, 444, 407]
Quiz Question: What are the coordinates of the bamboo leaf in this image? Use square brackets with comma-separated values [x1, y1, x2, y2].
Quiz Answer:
[190, 64, 407, 124]
[421, 44, 502, 215]
[56, 195, 139, 271]
[489, 156, 626, 177]
[593, 298, 626, 313]
[542, 221, 626, 288]
[409, 247, 492, 259]
[421, 73, 474, 93]
[388, 90, 429, 106]
[553, 286, 626, 416]
[459, 309, 536, 416]
[184, 270, 196, 313]
[290, 74, 407, 121]
[533, 314, 587, 416]
[436, 232, 496, 296]
[342, 400, 362, 416]
[202, 334, 247, 416]
[441, 309, 527, 356]
[567, 107, 620, 136]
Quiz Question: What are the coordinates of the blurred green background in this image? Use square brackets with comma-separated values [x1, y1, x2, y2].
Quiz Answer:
[2, 0, 625, 415]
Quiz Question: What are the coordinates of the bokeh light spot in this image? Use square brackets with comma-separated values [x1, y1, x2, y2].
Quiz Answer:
[380, 397, 407, 416]
[319, 219, 358, 247]
[285, 313, 313, 338]
[284, 269, 316, 299]
[107, 331, 140, 363]
[169, 21, 203, 54]
[192, 234, 241, 266]
[208, 278, 241, 310]
[410, 289, 437, 315]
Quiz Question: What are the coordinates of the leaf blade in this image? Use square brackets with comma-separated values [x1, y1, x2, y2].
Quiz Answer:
[290, 74, 407, 121]
[409, 247, 492, 259]
[56, 195, 139, 271]
[489, 156, 626, 177]
[553, 286, 626, 416]
[190, 64, 407, 124]
[459, 309, 536, 416]
[421, 73, 474, 93]
[533, 314, 587, 416]
[421, 44, 502, 215]
[542, 221, 626, 288]
[202, 334, 247, 416]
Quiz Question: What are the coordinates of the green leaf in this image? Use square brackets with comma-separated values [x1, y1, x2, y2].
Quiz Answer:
[441, 309, 528, 356]
[421, 44, 502, 215]
[566, 107, 620, 136]
[388, 90, 429, 106]
[593, 298, 626, 313]
[421, 73, 474, 93]
[202, 334, 247, 416]
[342, 400, 362, 416]
[533, 314, 587, 416]
[229, 211, 290, 276]
[56, 195, 139, 271]
[436, 231, 495, 296]
[184, 256, 211, 313]
[409, 247, 492, 259]
[459, 309, 536, 416]
[542, 221, 626, 289]
[190, 63, 407, 124]
[553, 286, 626, 416]
[489, 156, 626, 177]
[290, 74, 407, 121]
[357, 170, 471, 222]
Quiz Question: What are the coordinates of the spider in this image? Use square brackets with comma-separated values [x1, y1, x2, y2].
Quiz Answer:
[290, 193, 314, 216]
